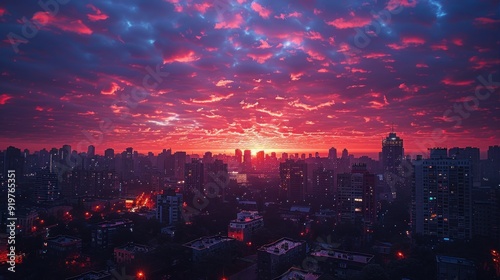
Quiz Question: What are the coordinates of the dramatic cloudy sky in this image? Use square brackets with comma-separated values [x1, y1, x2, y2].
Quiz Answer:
[0, 0, 499, 156]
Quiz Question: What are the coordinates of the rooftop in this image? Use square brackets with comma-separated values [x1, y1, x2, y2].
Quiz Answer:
[184, 235, 234, 250]
[48, 235, 81, 245]
[310, 249, 374, 264]
[115, 243, 153, 254]
[274, 267, 321, 280]
[259, 238, 304, 255]
[436, 255, 475, 267]
[96, 219, 133, 228]
[65, 270, 111, 280]
[231, 211, 263, 223]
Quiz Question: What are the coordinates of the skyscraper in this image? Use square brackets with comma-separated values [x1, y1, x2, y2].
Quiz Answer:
[312, 166, 335, 200]
[157, 190, 183, 225]
[243, 150, 252, 171]
[185, 159, 204, 192]
[280, 160, 308, 202]
[337, 164, 376, 226]
[235, 149, 243, 164]
[87, 145, 95, 157]
[328, 147, 337, 160]
[381, 130, 404, 175]
[449, 147, 480, 187]
[35, 171, 59, 202]
[412, 148, 472, 240]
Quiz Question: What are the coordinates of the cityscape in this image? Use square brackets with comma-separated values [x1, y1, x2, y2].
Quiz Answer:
[1, 0, 500, 279]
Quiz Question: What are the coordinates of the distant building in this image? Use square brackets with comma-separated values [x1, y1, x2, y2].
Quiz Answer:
[156, 192, 183, 225]
[46, 235, 82, 258]
[257, 238, 306, 280]
[114, 243, 154, 264]
[183, 235, 235, 262]
[227, 211, 264, 242]
[381, 130, 404, 174]
[310, 249, 374, 279]
[412, 149, 473, 240]
[91, 219, 134, 249]
[280, 160, 308, 202]
[17, 208, 38, 236]
[273, 267, 323, 280]
[436, 255, 476, 280]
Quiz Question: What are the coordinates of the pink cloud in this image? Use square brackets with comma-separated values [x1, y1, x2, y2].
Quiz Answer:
[87, 4, 108, 21]
[441, 78, 475, 86]
[0, 94, 12, 105]
[101, 82, 122, 95]
[251, 2, 272, 19]
[32, 12, 93, 35]
[386, 0, 417, 11]
[215, 14, 244, 29]
[163, 50, 200, 64]
[474, 17, 500, 25]
[247, 52, 273, 63]
[326, 17, 371, 29]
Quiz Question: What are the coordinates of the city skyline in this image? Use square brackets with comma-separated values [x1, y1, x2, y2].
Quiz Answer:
[0, 1, 499, 153]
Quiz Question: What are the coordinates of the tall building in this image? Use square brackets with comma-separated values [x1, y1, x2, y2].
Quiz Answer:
[174, 151, 187, 181]
[87, 145, 95, 157]
[156, 191, 183, 225]
[121, 147, 134, 180]
[485, 145, 500, 187]
[412, 148, 473, 240]
[381, 130, 404, 174]
[205, 159, 228, 196]
[235, 149, 243, 164]
[185, 159, 204, 192]
[35, 171, 59, 202]
[312, 166, 335, 197]
[280, 160, 308, 202]
[2, 146, 24, 179]
[337, 164, 376, 226]
[243, 150, 252, 171]
[328, 147, 338, 160]
[449, 147, 480, 187]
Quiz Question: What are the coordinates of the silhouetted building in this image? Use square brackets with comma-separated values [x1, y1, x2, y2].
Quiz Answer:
[449, 147, 480, 187]
[114, 243, 154, 264]
[91, 219, 134, 249]
[337, 164, 376, 227]
[310, 248, 374, 279]
[280, 160, 308, 202]
[235, 149, 242, 164]
[185, 159, 204, 192]
[183, 235, 235, 262]
[257, 238, 306, 280]
[312, 166, 335, 197]
[436, 255, 476, 280]
[381, 130, 404, 175]
[46, 235, 82, 258]
[156, 192, 183, 225]
[35, 171, 59, 202]
[227, 211, 264, 242]
[328, 147, 338, 160]
[413, 149, 472, 240]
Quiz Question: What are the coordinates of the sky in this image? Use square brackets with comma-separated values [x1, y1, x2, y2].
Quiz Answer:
[0, 0, 499, 157]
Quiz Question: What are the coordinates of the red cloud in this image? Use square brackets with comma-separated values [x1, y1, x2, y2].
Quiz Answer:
[0, 94, 12, 105]
[251, 2, 272, 19]
[193, 2, 211, 13]
[386, 0, 417, 11]
[441, 78, 474, 86]
[247, 52, 273, 63]
[388, 36, 425, 50]
[326, 17, 371, 29]
[87, 4, 108, 21]
[32, 12, 93, 35]
[163, 50, 200, 64]
[101, 82, 122, 95]
[0, 7, 6, 17]
[474, 17, 500, 25]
